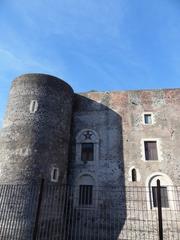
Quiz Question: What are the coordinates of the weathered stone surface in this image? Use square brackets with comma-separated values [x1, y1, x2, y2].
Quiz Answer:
[0, 73, 74, 240]
[0, 74, 179, 239]
[70, 89, 180, 187]
[0, 73, 74, 185]
[68, 89, 180, 239]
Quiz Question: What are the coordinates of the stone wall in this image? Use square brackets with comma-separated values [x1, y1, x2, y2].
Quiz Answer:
[0, 73, 74, 184]
[69, 89, 180, 187]
[0, 74, 74, 239]
[0, 73, 179, 239]
[68, 88, 180, 238]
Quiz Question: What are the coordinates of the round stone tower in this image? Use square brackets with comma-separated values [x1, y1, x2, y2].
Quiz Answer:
[0, 73, 74, 184]
[0, 74, 74, 239]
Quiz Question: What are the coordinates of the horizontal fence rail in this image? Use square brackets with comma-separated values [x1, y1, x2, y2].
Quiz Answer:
[0, 182, 179, 240]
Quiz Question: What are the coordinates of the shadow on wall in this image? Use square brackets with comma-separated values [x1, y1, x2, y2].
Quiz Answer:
[67, 94, 126, 240]
[0, 72, 126, 239]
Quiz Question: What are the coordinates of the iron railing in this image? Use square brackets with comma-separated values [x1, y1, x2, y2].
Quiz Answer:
[0, 181, 179, 240]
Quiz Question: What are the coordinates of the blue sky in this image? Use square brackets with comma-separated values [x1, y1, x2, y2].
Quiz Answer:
[0, 0, 180, 126]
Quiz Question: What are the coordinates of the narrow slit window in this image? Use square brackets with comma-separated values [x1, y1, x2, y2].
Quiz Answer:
[144, 141, 158, 160]
[30, 100, 38, 113]
[132, 169, 137, 182]
[79, 185, 93, 205]
[81, 143, 94, 162]
[144, 114, 152, 124]
[152, 186, 169, 208]
[51, 168, 59, 182]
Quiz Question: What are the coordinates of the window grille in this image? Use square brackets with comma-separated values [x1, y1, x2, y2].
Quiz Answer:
[79, 185, 93, 205]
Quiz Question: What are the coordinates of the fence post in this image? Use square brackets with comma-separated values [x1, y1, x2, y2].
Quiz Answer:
[33, 178, 44, 240]
[157, 179, 163, 240]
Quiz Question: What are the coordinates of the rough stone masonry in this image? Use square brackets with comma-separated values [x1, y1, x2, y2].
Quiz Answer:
[0, 73, 179, 239]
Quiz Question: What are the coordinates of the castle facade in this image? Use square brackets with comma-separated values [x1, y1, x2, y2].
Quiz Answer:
[0, 74, 179, 239]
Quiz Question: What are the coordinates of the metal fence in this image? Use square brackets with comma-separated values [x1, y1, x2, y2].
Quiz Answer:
[0, 181, 179, 240]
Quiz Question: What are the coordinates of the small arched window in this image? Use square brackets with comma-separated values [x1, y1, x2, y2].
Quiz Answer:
[132, 168, 137, 182]
[128, 167, 140, 182]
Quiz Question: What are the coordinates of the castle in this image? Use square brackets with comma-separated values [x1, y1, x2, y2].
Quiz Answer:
[0, 73, 179, 239]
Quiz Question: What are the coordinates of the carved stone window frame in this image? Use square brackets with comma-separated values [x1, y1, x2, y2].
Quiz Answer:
[76, 129, 99, 165]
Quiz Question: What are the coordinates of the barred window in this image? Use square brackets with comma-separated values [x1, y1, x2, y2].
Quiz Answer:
[79, 185, 93, 205]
